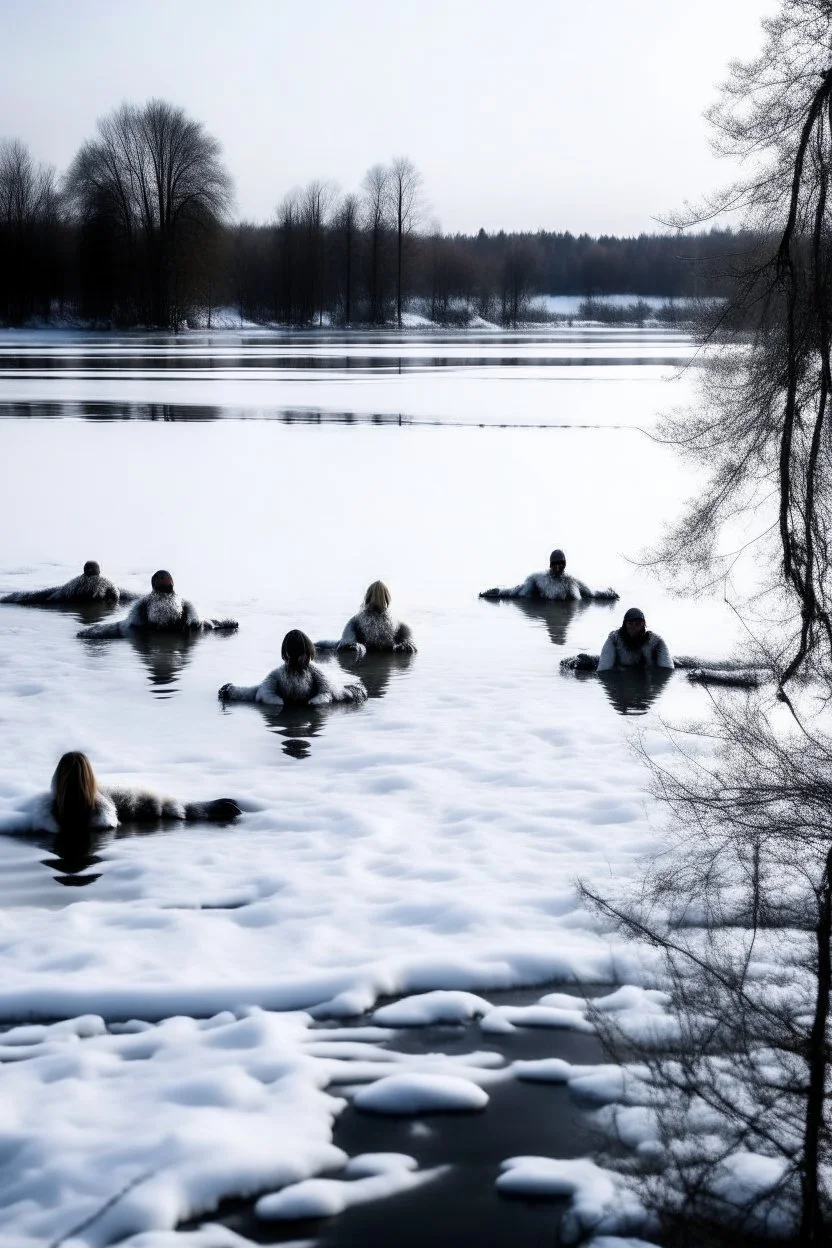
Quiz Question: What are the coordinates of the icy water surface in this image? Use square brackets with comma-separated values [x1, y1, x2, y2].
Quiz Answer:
[0, 330, 736, 1246]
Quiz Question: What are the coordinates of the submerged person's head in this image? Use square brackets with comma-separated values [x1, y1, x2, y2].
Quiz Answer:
[83, 561, 101, 578]
[151, 570, 175, 595]
[281, 629, 315, 671]
[621, 606, 648, 646]
[51, 751, 99, 829]
[364, 581, 391, 612]
[549, 549, 566, 577]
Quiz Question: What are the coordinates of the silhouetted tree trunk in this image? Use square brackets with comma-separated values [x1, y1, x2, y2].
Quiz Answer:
[362, 163, 390, 325]
[390, 156, 422, 328]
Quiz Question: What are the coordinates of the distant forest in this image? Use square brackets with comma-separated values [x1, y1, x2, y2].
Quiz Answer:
[0, 99, 745, 330]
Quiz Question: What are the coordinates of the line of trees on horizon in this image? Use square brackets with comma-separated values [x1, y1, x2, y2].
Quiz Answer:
[1, 98, 745, 331]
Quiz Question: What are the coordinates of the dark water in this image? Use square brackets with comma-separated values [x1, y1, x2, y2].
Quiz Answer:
[200, 989, 608, 1247]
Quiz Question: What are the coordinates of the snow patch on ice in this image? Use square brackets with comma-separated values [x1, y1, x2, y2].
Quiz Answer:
[256, 1153, 439, 1220]
[353, 1073, 490, 1114]
[497, 1156, 647, 1238]
[372, 989, 492, 1026]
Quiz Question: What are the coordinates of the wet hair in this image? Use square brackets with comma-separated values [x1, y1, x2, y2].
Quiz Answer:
[281, 629, 316, 670]
[83, 561, 101, 577]
[549, 549, 566, 566]
[151, 569, 174, 591]
[363, 580, 391, 611]
[51, 751, 99, 829]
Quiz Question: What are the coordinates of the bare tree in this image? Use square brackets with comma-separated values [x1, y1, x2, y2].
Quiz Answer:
[389, 156, 423, 328]
[361, 163, 391, 324]
[649, 0, 832, 693]
[66, 99, 232, 327]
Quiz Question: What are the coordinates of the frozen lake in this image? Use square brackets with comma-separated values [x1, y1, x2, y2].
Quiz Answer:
[0, 329, 736, 1246]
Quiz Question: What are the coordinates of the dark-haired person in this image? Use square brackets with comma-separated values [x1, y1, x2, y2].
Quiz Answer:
[1, 561, 139, 606]
[219, 629, 367, 707]
[336, 581, 417, 658]
[3, 751, 241, 836]
[78, 570, 238, 638]
[480, 549, 618, 602]
[597, 607, 674, 671]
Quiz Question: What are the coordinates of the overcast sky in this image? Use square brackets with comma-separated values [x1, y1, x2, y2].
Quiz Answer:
[2, 0, 774, 235]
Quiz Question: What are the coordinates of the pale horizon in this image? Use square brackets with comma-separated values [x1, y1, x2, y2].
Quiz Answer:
[2, 0, 774, 235]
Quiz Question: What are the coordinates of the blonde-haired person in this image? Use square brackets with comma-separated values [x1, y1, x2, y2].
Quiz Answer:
[5, 752, 241, 838]
[337, 581, 417, 659]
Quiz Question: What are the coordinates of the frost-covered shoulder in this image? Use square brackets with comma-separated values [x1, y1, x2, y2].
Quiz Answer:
[88, 791, 119, 829]
[124, 597, 148, 628]
[597, 631, 619, 672]
[312, 661, 367, 704]
[0, 792, 56, 834]
[518, 572, 545, 598]
[254, 669, 285, 706]
[338, 614, 362, 646]
[182, 599, 201, 627]
[651, 634, 674, 669]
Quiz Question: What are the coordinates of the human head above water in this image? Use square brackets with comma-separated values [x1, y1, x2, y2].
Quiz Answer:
[51, 751, 98, 827]
[549, 549, 566, 575]
[281, 629, 316, 670]
[364, 580, 391, 611]
[83, 561, 101, 578]
[622, 606, 647, 639]
[151, 570, 175, 594]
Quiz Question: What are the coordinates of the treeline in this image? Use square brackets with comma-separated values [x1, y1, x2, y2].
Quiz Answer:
[1, 98, 741, 330]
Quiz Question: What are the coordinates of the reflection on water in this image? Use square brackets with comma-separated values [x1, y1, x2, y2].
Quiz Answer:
[481, 597, 603, 648]
[25, 812, 239, 893]
[596, 668, 674, 716]
[75, 629, 236, 699]
[336, 649, 415, 699]
[0, 597, 120, 627]
[0, 327, 694, 426]
[42, 827, 106, 887]
[126, 631, 200, 698]
[256, 705, 327, 759]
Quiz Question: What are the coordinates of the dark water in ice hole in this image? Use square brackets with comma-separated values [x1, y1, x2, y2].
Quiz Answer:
[189, 985, 609, 1248]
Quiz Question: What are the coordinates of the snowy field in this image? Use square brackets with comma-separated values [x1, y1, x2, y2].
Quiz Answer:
[0, 330, 736, 1246]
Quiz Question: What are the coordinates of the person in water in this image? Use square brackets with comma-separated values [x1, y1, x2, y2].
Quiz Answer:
[597, 607, 673, 671]
[480, 550, 618, 602]
[336, 581, 417, 658]
[219, 629, 367, 707]
[12, 751, 241, 836]
[77, 570, 238, 638]
[1, 561, 139, 606]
